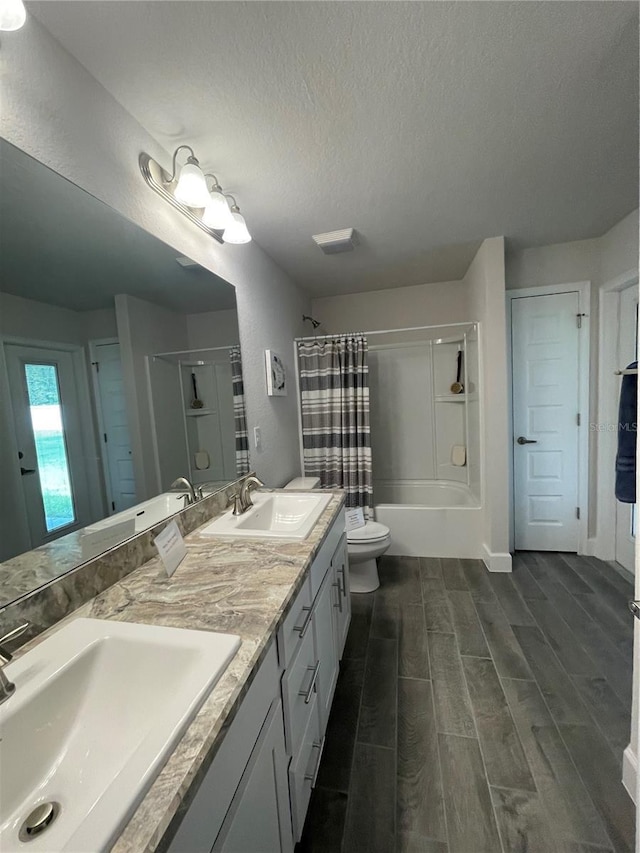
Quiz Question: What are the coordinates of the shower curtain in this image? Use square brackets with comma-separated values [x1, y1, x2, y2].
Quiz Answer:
[297, 335, 373, 517]
[230, 347, 250, 476]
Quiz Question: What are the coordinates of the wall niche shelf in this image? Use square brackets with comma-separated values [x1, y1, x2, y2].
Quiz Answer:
[185, 409, 216, 417]
[434, 394, 475, 403]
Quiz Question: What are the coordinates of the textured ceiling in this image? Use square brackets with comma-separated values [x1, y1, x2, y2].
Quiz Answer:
[31, 1, 639, 297]
[0, 140, 237, 313]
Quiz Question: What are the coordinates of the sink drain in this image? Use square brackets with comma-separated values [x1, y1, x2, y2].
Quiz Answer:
[19, 802, 60, 842]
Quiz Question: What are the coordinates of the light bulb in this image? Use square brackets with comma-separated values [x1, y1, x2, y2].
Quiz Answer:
[173, 160, 210, 208]
[223, 210, 251, 244]
[0, 0, 26, 30]
[202, 189, 234, 230]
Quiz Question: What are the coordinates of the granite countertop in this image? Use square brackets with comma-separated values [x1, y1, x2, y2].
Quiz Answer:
[13, 489, 345, 853]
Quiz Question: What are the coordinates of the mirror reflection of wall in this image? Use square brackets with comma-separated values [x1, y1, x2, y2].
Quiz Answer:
[0, 139, 249, 603]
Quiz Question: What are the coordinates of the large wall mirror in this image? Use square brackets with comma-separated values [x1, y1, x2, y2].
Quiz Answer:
[0, 139, 250, 607]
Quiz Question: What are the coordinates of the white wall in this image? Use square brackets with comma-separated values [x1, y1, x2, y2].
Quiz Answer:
[1, 15, 310, 490]
[466, 237, 511, 571]
[186, 309, 240, 350]
[506, 209, 639, 540]
[311, 278, 471, 333]
[115, 295, 189, 500]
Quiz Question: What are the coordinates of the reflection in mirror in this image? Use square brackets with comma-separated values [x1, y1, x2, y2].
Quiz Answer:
[0, 139, 249, 607]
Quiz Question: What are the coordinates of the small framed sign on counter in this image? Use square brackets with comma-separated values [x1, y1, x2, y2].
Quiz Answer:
[154, 520, 187, 577]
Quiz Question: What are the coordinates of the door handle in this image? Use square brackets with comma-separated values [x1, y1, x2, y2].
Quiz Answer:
[20, 467, 36, 475]
[628, 600, 640, 619]
[517, 436, 538, 445]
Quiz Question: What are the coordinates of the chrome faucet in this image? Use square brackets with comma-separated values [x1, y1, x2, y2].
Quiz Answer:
[170, 476, 203, 506]
[0, 622, 29, 705]
[233, 473, 265, 515]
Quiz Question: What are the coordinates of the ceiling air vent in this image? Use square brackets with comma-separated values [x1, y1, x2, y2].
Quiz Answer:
[312, 228, 357, 255]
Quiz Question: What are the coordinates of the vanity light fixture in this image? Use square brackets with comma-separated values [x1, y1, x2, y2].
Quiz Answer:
[139, 146, 251, 246]
[222, 196, 252, 245]
[202, 176, 235, 230]
[0, 0, 26, 30]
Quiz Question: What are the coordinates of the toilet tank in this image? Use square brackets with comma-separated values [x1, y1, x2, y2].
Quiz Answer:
[284, 477, 321, 490]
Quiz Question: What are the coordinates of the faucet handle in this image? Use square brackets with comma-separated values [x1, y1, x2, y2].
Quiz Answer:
[0, 622, 29, 664]
[231, 494, 243, 516]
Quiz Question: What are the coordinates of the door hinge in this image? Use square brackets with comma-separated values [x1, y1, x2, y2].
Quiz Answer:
[577, 413, 581, 426]
[111, 501, 115, 511]
[576, 313, 587, 329]
[92, 360, 100, 373]
[103, 432, 108, 443]
[576, 507, 581, 520]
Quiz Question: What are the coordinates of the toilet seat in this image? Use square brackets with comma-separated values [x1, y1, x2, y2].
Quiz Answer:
[347, 521, 390, 545]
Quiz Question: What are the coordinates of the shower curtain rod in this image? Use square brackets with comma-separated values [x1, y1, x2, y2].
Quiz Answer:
[152, 344, 238, 358]
[294, 321, 476, 343]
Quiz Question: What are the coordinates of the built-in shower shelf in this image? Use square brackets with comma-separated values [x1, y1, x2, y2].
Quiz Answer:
[434, 394, 477, 403]
[185, 408, 216, 417]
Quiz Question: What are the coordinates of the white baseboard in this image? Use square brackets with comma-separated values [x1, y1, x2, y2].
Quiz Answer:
[622, 744, 637, 803]
[582, 538, 598, 557]
[481, 544, 513, 573]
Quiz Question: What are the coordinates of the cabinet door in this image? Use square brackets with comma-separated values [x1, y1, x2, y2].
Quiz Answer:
[214, 699, 293, 853]
[331, 534, 351, 658]
[313, 568, 339, 736]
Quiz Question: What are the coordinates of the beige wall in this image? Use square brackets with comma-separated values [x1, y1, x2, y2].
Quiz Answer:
[311, 278, 471, 333]
[1, 15, 310, 489]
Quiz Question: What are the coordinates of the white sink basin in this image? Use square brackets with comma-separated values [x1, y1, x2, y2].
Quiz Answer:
[0, 618, 240, 852]
[202, 491, 332, 540]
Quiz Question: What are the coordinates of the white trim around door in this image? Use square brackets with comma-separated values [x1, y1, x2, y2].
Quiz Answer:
[593, 269, 639, 563]
[506, 282, 591, 554]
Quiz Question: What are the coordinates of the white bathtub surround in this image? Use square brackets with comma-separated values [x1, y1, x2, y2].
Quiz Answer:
[376, 481, 482, 559]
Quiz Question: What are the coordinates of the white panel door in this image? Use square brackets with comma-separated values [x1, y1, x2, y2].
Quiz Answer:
[614, 284, 638, 574]
[93, 342, 136, 512]
[512, 292, 580, 551]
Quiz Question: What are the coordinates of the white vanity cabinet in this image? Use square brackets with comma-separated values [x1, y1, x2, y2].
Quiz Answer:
[213, 698, 292, 853]
[331, 532, 351, 658]
[166, 641, 292, 853]
[166, 508, 349, 853]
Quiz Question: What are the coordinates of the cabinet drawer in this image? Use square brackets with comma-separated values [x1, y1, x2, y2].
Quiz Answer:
[277, 577, 312, 669]
[282, 618, 319, 757]
[288, 693, 322, 842]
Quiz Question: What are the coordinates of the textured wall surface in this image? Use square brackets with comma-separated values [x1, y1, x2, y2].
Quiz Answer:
[311, 278, 471, 333]
[0, 16, 310, 489]
[466, 237, 511, 568]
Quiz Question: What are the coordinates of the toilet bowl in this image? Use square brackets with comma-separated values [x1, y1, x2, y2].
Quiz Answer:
[283, 477, 391, 594]
[346, 521, 391, 593]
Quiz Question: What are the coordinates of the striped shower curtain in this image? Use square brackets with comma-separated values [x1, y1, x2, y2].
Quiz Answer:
[297, 335, 373, 517]
[230, 347, 250, 476]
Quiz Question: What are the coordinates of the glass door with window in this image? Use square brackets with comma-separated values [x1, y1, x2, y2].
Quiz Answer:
[6, 344, 92, 547]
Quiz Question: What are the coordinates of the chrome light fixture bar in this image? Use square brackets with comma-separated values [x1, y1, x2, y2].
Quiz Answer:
[139, 146, 251, 245]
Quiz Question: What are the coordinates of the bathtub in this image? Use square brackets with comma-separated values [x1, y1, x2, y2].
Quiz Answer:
[374, 480, 483, 558]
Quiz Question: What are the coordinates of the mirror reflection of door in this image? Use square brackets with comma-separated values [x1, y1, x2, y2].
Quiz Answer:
[614, 284, 638, 574]
[90, 340, 136, 514]
[5, 343, 92, 547]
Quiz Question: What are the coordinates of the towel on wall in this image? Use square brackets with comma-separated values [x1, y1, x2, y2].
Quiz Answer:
[615, 361, 637, 504]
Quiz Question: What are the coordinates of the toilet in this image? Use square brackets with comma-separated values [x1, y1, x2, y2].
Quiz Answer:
[284, 477, 391, 594]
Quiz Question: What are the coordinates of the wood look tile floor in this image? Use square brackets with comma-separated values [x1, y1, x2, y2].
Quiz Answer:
[297, 552, 636, 853]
